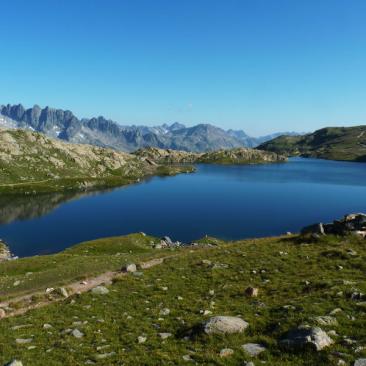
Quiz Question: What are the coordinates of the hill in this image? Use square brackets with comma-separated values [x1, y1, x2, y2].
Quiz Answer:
[0, 128, 193, 194]
[0, 103, 299, 152]
[257, 126, 366, 162]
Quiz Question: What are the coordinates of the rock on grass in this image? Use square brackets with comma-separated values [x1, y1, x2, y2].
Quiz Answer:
[203, 316, 249, 335]
[280, 325, 333, 351]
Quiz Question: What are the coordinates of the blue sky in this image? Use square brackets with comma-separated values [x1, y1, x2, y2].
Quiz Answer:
[1, 0, 366, 136]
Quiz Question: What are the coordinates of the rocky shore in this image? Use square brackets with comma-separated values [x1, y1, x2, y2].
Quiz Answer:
[301, 213, 366, 238]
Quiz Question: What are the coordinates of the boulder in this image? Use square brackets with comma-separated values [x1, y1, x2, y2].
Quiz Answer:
[0, 308, 6, 319]
[203, 316, 249, 335]
[355, 359, 366, 366]
[280, 325, 333, 351]
[162, 236, 173, 244]
[301, 223, 325, 236]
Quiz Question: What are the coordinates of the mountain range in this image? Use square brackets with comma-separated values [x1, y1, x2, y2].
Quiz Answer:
[0, 104, 300, 152]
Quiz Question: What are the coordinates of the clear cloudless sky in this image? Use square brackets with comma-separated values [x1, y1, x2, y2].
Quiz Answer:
[1, 0, 366, 135]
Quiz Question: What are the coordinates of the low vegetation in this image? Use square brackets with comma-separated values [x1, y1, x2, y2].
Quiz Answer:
[0, 232, 365, 365]
[258, 126, 366, 162]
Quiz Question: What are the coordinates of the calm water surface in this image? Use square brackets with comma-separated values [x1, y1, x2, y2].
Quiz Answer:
[1, 158, 366, 257]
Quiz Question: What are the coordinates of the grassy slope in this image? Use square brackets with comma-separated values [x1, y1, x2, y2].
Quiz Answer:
[0, 234, 365, 365]
[0, 129, 194, 194]
[258, 126, 366, 162]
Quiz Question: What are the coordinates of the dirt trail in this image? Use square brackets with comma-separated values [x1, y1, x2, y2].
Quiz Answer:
[0, 256, 170, 319]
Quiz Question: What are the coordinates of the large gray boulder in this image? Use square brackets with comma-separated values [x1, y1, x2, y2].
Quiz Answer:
[355, 359, 366, 366]
[280, 325, 333, 351]
[301, 223, 325, 236]
[203, 316, 249, 335]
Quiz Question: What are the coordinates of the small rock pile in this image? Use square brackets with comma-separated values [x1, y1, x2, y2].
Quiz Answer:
[301, 213, 366, 238]
[154, 236, 182, 249]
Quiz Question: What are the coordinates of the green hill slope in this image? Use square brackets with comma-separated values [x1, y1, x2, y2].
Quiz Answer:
[258, 126, 366, 162]
[0, 232, 365, 365]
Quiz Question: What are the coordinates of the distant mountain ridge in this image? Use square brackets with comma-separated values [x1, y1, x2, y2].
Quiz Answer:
[0, 103, 300, 152]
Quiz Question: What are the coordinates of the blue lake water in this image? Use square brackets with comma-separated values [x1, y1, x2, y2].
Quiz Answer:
[1, 157, 366, 257]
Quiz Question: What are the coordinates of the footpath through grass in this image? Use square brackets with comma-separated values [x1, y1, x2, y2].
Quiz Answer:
[0, 234, 365, 365]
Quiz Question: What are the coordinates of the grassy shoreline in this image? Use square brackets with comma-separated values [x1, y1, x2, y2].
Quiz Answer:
[0, 232, 365, 365]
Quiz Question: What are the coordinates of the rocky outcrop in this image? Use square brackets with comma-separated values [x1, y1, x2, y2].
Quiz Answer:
[301, 213, 366, 238]
[134, 147, 287, 165]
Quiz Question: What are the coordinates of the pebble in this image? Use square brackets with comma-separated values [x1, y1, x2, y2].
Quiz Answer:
[159, 308, 170, 316]
[242, 343, 266, 357]
[219, 348, 234, 357]
[15, 338, 33, 344]
[91, 286, 109, 295]
[137, 336, 147, 343]
[72, 329, 84, 338]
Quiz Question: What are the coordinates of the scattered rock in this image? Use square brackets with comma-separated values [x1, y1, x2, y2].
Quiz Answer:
[201, 259, 212, 266]
[203, 316, 249, 335]
[245, 287, 259, 297]
[91, 286, 109, 295]
[4, 361, 23, 366]
[71, 329, 84, 338]
[15, 338, 33, 344]
[280, 325, 333, 351]
[354, 360, 366, 366]
[159, 308, 170, 316]
[123, 263, 137, 273]
[95, 352, 116, 359]
[314, 316, 338, 326]
[59, 287, 68, 298]
[158, 332, 172, 340]
[219, 348, 234, 357]
[182, 354, 193, 362]
[242, 343, 266, 357]
[137, 336, 147, 344]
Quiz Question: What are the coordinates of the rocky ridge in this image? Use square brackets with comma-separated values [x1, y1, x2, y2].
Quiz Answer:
[134, 146, 287, 164]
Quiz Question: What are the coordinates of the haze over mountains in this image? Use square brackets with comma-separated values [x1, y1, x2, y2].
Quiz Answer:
[0, 104, 299, 152]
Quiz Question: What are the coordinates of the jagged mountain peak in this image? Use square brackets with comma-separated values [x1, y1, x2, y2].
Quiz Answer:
[0, 103, 301, 152]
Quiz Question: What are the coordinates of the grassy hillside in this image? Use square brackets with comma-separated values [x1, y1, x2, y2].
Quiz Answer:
[0, 128, 194, 194]
[0, 233, 365, 365]
[258, 126, 366, 162]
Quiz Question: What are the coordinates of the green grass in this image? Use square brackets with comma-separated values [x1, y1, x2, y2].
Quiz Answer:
[258, 126, 366, 162]
[0, 234, 365, 365]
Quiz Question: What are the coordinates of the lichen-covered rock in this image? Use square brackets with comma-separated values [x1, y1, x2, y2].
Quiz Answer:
[203, 316, 249, 335]
[280, 325, 333, 351]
